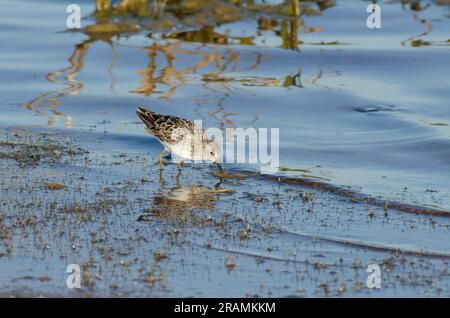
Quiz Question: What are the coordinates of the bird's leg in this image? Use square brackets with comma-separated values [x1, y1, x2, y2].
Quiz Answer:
[214, 163, 224, 189]
[175, 161, 183, 186]
[214, 177, 223, 190]
[159, 150, 166, 169]
[159, 150, 167, 183]
[176, 168, 181, 186]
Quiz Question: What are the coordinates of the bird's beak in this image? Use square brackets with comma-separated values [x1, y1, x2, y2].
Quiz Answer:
[216, 163, 223, 172]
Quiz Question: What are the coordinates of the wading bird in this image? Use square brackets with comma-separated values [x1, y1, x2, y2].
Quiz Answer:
[137, 107, 222, 173]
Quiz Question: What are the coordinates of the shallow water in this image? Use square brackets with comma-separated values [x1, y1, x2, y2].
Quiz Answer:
[2, 0, 450, 209]
[1, 126, 450, 297]
[1, 0, 450, 297]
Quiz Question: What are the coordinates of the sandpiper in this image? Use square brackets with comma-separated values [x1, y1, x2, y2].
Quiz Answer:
[137, 107, 221, 171]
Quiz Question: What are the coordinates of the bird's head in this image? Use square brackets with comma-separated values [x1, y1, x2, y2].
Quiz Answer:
[203, 139, 221, 163]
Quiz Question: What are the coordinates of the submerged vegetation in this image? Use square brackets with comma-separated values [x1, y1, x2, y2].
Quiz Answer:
[1, 128, 450, 296]
[0, 133, 86, 166]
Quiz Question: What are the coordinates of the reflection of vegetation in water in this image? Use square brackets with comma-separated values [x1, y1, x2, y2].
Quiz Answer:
[23, 33, 123, 127]
[22, 0, 338, 125]
[89, 0, 449, 48]
[164, 26, 255, 46]
[89, 0, 333, 46]
[26, 0, 450, 127]
[400, 1, 433, 47]
[132, 41, 250, 98]
[400, 0, 450, 47]
[23, 41, 89, 127]
[25, 35, 309, 127]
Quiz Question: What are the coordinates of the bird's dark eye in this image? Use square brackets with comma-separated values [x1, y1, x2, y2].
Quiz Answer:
[210, 151, 214, 155]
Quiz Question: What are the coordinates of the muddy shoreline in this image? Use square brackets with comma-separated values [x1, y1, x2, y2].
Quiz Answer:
[1, 127, 449, 297]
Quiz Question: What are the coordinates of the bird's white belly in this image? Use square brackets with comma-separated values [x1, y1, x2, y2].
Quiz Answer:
[164, 134, 204, 161]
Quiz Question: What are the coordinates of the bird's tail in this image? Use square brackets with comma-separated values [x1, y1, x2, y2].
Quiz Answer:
[136, 107, 159, 130]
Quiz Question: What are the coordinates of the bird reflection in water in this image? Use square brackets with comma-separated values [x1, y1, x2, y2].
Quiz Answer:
[137, 181, 234, 225]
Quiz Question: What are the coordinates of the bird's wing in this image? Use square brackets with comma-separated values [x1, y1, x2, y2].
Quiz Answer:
[137, 107, 196, 144]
